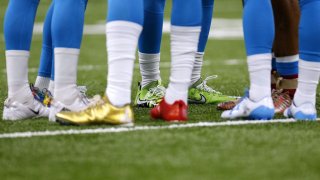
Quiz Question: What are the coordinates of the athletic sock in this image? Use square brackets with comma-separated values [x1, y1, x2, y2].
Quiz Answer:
[275, 54, 299, 97]
[276, 55, 299, 79]
[165, 26, 201, 104]
[138, 52, 161, 87]
[106, 21, 142, 107]
[5, 50, 33, 102]
[190, 52, 204, 86]
[247, 53, 272, 101]
[293, 60, 320, 106]
[48, 80, 55, 95]
[35, 76, 50, 90]
[54, 48, 79, 105]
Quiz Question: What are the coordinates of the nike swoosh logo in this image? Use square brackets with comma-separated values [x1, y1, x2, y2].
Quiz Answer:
[29, 109, 40, 115]
[137, 98, 149, 104]
[188, 94, 207, 104]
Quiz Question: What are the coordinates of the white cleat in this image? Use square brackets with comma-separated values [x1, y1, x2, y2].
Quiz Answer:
[3, 98, 50, 121]
[221, 93, 275, 120]
[284, 102, 317, 121]
[49, 92, 101, 122]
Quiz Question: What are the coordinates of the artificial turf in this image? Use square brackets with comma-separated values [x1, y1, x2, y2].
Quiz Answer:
[0, 0, 320, 179]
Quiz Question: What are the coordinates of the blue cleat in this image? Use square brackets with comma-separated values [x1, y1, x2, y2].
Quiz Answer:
[284, 102, 317, 121]
[221, 90, 275, 120]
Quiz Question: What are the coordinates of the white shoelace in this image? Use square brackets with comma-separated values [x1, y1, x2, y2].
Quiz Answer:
[145, 85, 166, 100]
[196, 75, 222, 94]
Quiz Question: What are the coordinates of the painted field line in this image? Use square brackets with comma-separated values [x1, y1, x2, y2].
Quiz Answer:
[33, 19, 243, 40]
[2, 59, 243, 74]
[0, 118, 311, 139]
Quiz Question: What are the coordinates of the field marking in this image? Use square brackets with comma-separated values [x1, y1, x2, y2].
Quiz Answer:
[0, 118, 312, 139]
[1, 59, 244, 74]
[33, 18, 243, 40]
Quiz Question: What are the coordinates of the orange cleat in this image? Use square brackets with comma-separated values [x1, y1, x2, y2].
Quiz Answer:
[150, 98, 188, 122]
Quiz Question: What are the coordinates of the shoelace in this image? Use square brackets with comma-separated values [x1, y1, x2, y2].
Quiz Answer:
[196, 75, 222, 95]
[145, 85, 166, 100]
[76, 86, 105, 107]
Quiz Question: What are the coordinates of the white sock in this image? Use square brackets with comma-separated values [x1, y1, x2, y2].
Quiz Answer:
[48, 80, 54, 95]
[247, 53, 272, 101]
[275, 54, 299, 63]
[165, 26, 201, 104]
[35, 76, 50, 90]
[138, 52, 161, 87]
[54, 48, 79, 105]
[294, 60, 320, 106]
[5, 50, 33, 102]
[105, 21, 142, 107]
[190, 52, 204, 85]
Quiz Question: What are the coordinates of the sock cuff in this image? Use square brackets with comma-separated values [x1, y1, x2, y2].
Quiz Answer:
[54, 48, 80, 55]
[276, 54, 299, 63]
[195, 52, 204, 59]
[5, 50, 30, 57]
[247, 53, 272, 62]
[106, 21, 142, 35]
[247, 54, 272, 72]
[171, 25, 201, 33]
[138, 52, 160, 63]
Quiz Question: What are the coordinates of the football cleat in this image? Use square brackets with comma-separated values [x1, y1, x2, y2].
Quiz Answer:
[284, 102, 317, 121]
[272, 89, 292, 114]
[150, 98, 187, 122]
[221, 90, 275, 120]
[30, 84, 53, 107]
[3, 97, 50, 121]
[217, 99, 239, 110]
[134, 80, 166, 107]
[188, 76, 236, 104]
[217, 77, 297, 112]
[56, 96, 134, 126]
[49, 89, 101, 122]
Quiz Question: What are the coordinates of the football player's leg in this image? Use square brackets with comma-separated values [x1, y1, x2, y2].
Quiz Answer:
[3, 0, 49, 120]
[151, 0, 202, 121]
[135, 0, 166, 107]
[191, 0, 214, 85]
[188, 0, 236, 104]
[271, 0, 300, 113]
[50, 0, 88, 121]
[222, 0, 275, 120]
[285, 0, 320, 120]
[56, 0, 143, 125]
[35, 2, 54, 91]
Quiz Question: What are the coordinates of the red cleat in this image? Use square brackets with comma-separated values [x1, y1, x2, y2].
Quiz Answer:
[150, 98, 188, 122]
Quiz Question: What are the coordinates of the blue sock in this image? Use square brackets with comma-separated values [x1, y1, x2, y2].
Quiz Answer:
[272, 56, 276, 71]
[299, 0, 320, 63]
[52, 0, 87, 48]
[276, 56, 299, 78]
[107, 0, 143, 25]
[4, 0, 39, 50]
[38, 2, 54, 78]
[243, 0, 274, 56]
[171, 0, 202, 27]
[138, 0, 165, 54]
[198, 0, 214, 52]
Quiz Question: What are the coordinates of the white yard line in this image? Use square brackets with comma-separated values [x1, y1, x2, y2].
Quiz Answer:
[33, 18, 243, 40]
[0, 118, 311, 139]
[1, 59, 243, 74]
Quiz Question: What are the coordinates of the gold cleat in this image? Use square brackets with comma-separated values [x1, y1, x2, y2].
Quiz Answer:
[56, 96, 134, 126]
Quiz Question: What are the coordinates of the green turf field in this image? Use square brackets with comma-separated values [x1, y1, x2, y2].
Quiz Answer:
[1, 1, 320, 180]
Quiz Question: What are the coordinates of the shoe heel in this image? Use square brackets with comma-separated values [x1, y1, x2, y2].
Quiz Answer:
[249, 106, 275, 120]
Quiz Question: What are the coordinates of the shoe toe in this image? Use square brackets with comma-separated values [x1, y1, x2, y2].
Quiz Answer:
[150, 105, 161, 119]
